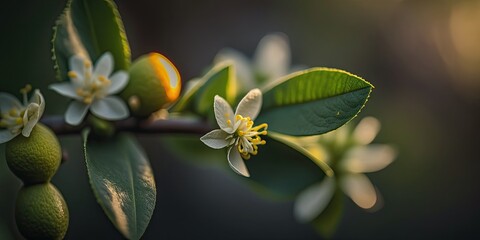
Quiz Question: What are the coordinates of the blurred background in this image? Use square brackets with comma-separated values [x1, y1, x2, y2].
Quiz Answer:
[1, 0, 480, 239]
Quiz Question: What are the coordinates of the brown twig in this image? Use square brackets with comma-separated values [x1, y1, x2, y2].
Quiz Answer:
[40, 116, 212, 136]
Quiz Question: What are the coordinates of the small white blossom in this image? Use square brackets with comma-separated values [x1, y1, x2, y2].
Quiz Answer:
[200, 89, 268, 177]
[294, 117, 397, 222]
[214, 33, 301, 91]
[49, 52, 129, 125]
[0, 85, 45, 143]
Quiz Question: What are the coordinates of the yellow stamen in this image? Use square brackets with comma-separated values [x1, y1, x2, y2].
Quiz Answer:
[242, 153, 251, 160]
[84, 97, 93, 105]
[20, 84, 32, 94]
[15, 118, 23, 125]
[251, 123, 268, 132]
[91, 82, 99, 91]
[84, 61, 91, 68]
[68, 71, 78, 78]
[74, 72, 112, 104]
[233, 114, 268, 160]
[76, 88, 85, 96]
[98, 75, 111, 85]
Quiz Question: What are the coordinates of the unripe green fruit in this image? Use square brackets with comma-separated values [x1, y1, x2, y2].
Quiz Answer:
[15, 183, 69, 240]
[6, 123, 61, 184]
[121, 52, 181, 117]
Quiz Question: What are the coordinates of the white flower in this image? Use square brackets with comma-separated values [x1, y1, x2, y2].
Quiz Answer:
[0, 85, 45, 143]
[49, 52, 129, 125]
[214, 33, 297, 91]
[293, 117, 397, 222]
[200, 89, 268, 177]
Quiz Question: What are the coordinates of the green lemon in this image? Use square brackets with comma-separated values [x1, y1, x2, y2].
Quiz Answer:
[121, 52, 181, 117]
[15, 183, 69, 240]
[6, 123, 61, 184]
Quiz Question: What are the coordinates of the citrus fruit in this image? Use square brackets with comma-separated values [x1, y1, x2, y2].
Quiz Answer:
[6, 123, 61, 184]
[15, 183, 69, 240]
[121, 52, 181, 117]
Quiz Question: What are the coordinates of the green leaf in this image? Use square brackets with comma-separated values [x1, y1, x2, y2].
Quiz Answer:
[161, 132, 325, 199]
[82, 129, 156, 240]
[257, 68, 373, 136]
[52, 0, 131, 81]
[162, 132, 329, 200]
[311, 188, 344, 238]
[245, 135, 330, 199]
[171, 63, 237, 115]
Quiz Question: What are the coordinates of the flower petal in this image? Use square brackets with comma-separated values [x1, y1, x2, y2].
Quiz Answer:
[294, 177, 336, 223]
[235, 88, 262, 120]
[49, 83, 81, 100]
[94, 52, 114, 77]
[90, 96, 129, 121]
[214, 95, 235, 133]
[340, 173, 377, 209]
[214, 48, 255, 91]
[106, 71, 129, 95]
[22, 103, 40, 137]
[69, 55, 87, 78]
[65, 101, 90, 126]
[200, 129, 230, 149]
[341, 145, 397, 173]
[352, 116, 381, 145]
[227, 147, 250, 177]
[253, 33, 291, 81]
[0, 92, 22, 112]
[29, 90, 45, 117]
[0, 129, 18, 144]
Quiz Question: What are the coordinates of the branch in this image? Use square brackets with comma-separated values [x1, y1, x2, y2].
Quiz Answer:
[40, 116, 212, 136]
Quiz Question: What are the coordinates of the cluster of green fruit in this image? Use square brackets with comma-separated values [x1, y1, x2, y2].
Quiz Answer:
[5, 124, 69, 240]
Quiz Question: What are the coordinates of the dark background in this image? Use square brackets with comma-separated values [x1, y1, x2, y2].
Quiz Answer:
[1, 0, 480, 239]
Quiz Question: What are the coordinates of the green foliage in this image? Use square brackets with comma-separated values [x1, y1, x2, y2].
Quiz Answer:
[172, 63, 236, 115]
[52, 0, 131, 81]
[257, 68, 373, 136]
[312, 188, 344, 238]
[245, 136, 327, 199]
[163, 133, 328, 200]
[82, 129, 156, 240]
[22, 0, 383, 237]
